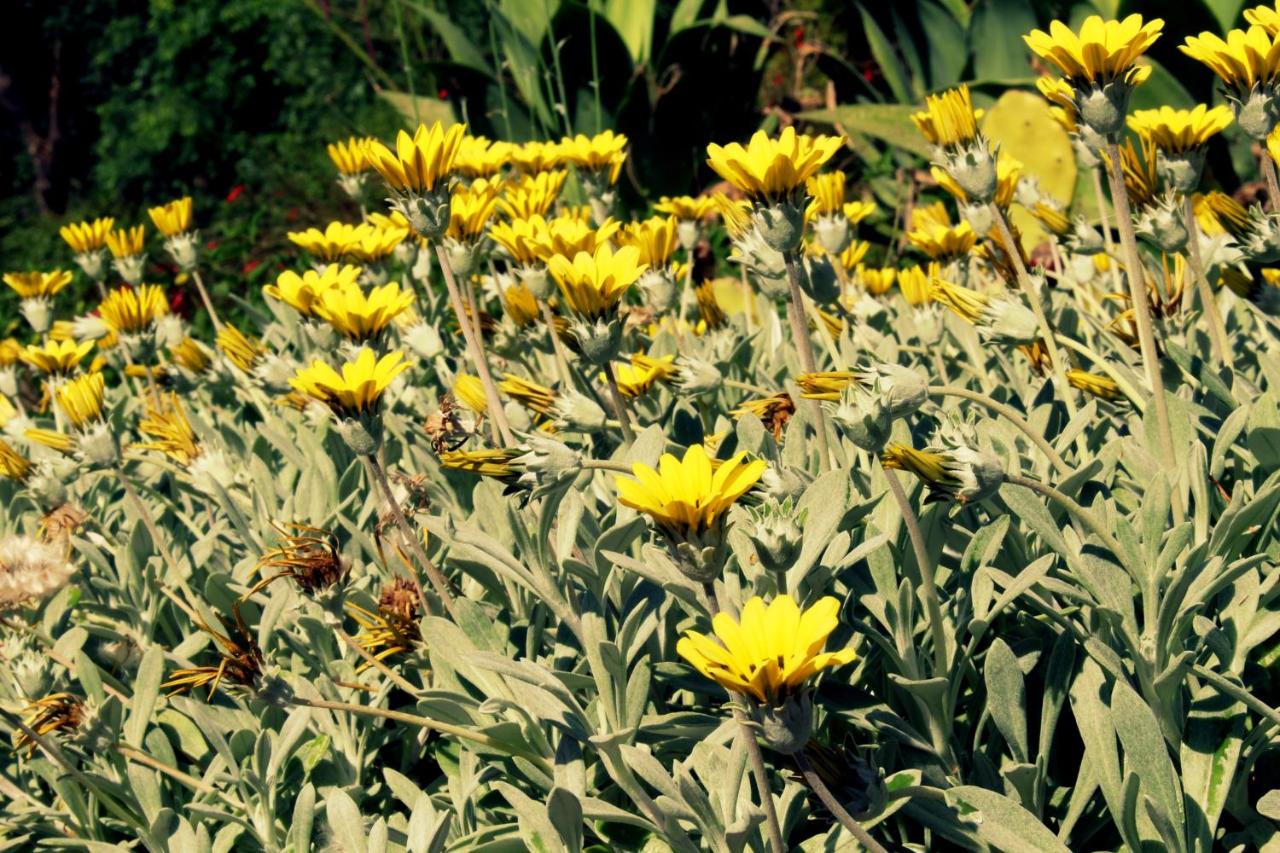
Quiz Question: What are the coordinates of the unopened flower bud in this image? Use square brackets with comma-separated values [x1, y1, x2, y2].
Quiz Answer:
[858, 363, 928, 418]
[674, 355, 722, 396]
[79, 423, 120, 468]
[978, 297, 1041, 347]
[830, 387, 892, 452]
[512, 435, 582, 497]
[1232, 85, 1280, 140]
[553, 390, 608, 432]
[442, 237, 478, 278]
[744, 496, 805, 573]
[1067, 218, 1105, 255]
[639, 268, 677, 314]
[394, 186, 453, 240]
[1157, 149, 1206, 195]
[960, 201, 994, 237]
[752, 692, 813, 754]
[73, 696, 122, 754]
[813, 214, 852, 255]
[1134, 196, 1188, 253]
[753, 201, 806, 254]
[403, 321, 443, 360]
[569, 316, 624, 365]
[74, 251, 106, 281]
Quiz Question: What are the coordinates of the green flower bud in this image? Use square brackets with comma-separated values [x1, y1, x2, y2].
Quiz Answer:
[858, 363, 928, 418]
[73, 696, 122, 755]
[512, 435, 582, 498]
[674, 355, 722, 396]
[442, 236, 478, 278]
[960, 201, 994, 237]
[752, 692, 813, 755]
[752, 201, 806, 254]
[1074, 80, 1134, 139]
[813, 214, 852, 255]
[403, 320, 443, 360]
[977, 296, 1041, 347]
[393, 185, 453, 240]
[1157, 149, 1207, 195]
[553, 390, 608, 433]
[569, 316, 624, 365]
[744, 495, 805, 573]
[638, 268, 677, 313]
[1134, 195, 1188, 253]
[1231, 85, 1280, 140]
[830, 387, 892, 453]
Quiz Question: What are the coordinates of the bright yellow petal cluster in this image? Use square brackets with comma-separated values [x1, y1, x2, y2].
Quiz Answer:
[327, 136, 375, 175]
[1182, 25, 1280, 91]
[559, 130, 627, 183]
[439, 448, 521, 479]
[858, 266, 896, 296]
[500, 374, 556, 415]
[906, 221, 977, 260]
[455, 135, 514, 178]
[57, 372, 106, 429]
[4, 270, 73, 300]
[0, 437, 30, 482]
[59, 217, 114, 254]
[290, 348, 409, 416]
[446, 177, 501, 240]
[654, 195, 717, 222]
[706, 127, 843, 200]
[135, 393, 202, 465]
[615, 444, 765, 538]
[1128, 104, 1234, 152]
[348, 223, 409, 263]
[498, 170, 567, 220]
[288, 222, 366, 261]
[677, 595, 854, 703]
[0, 338, 20, 367]
[264, 264, 363, 317]
[367, 122, 467, 192]
[20, 339, 94, 375]
[532, 214, 620, 261]
[548, 244, 646, 319]
[312, 281, 414, 341]
[452, 373, 487, 413]
[147, 197, 194, 237]
[170, 338, 212, 373]
[1024, 15, 1163, 84]
[105, 225, 147, 259]
[897, 263, 937, 306]
[805, 171, 847, 216]
[501, 281, 540, 326]
[912, 85, 982, 148]
[1066, 369, 1124, 400]
[99, 285, 168, 334]
[216, 323, 267, 372]
[618, 217, 678, 267]
[710, 192, 754, 239]
[509, 140, 564, 174]
[612, 352, 675, 397]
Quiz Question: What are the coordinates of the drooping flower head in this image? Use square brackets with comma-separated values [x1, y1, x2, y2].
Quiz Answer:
[147, 197, 194, 237]
[676, 594, 855, 704]
[655, 195, 717, 223]
[615, 444, 765, 540]
[290, 348, 410, 417]
[0, 438, 31, 483]
[706, 127, 843, 203]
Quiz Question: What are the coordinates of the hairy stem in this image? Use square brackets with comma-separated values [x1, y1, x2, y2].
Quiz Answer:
[602, 361, 636, 444]
[929, 385, 1071, 474]
[782, 252, 832, 472]
[1181, 194, 1231, 369]
[795, 751, 891, 853]
[1004, 473, 1126, 561]
[190, 268, 224, 334]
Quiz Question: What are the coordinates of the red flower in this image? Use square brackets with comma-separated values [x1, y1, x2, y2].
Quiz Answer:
[242, 259, 262, 276]
[285, 206, 300, 223]
[438, 88, 449, 99]
[226, 184, 246, 203]
[169, 290, 187, 313]
[206, 240, 220, 250]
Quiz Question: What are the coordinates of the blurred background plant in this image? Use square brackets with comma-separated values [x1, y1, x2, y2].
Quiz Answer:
[1, 0, 1268, 324]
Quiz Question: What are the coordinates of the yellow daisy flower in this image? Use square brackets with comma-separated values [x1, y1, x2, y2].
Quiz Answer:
[1066, 369, 1125, 400]
[216, 323, 267, 373]
[5, 270, 73, 300]
[366, 122, 467, 193]
[858, 266, 896, 296]
[1127, 104, 1234, 152]
[105, 225, 146, 259]
[57, 372, 106, 429]
[707, 128, 843, 201]
[897, 264, 936, 306]
[906, 221, 977, 260]
[501, 281, 541, 326]
[452, 373, 488, 414]
[347, 223, 409, 263]
[676, 594, 855, 703]
[1181, 25, 1280, 94]
[290, 348, 410, 416]
[655, 195, 717, 222]
[559, 130, 628, 183]
[498, 170, 567, 220]
[912, 84, 983, 148]
[455, 135, 514, 178]
[0, 437, 31, 482]
[615, 443, 765, 539]
[287, 222, 363, 261]
[446, 177, 502, 240]
[98, 285, 168, 335]
[499, 374, 557, 416]
[327, 136, 375, 175]
[19, 339, 94, 376]
[509, 140, 565, 174]
[531, 213, 620, 261]
[135, 393, 202, 465]
[264, 264, 362, 317]
[312, 281, 415, 341]
[170, 338, 212, 374]
[548, 244, 646, 319]
[1024, 14, 1163, 85]
[59, 217, 115, 254]
[147, 197, 194, 237]
[618, 216, 679, 267]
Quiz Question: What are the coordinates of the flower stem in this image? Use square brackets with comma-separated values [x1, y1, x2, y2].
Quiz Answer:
[1091, 165, 1124, 294]
[794, 751, 890, 853]
[701, 582, 786, 853]
[782, 252, 832, 472]
[928, 385, 1070, 474]
[539, 300, 574, 390]
[580, 458, 635, 475]
[435, 245, 515, 447]
[189, 268, 224, 334]
[1103, 142, 1182, 520]
[988, 203, 1079, 418]
[364, 453, 459, 622]
[882, 466, 949, 679]
[334, 625, 421, 695]
[602, 361, 636, 444]
[1262, 151, 1280, 213]
[1181, 194, 1231, 369]
[1004, 473, 1125, 561]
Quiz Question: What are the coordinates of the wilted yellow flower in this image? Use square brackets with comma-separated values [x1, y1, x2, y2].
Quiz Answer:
[216, 324, 267, 373]
[655, 195, 717, 222]
[615, 444, 765, 539]
[501, 281, 540, 326]
[509, 140, 564, 174]
[706, 128, 843, 200]
[105, 225, 146, 259]
[4, 270, 73, 300]
[618, 216, 678, 267]
[312, 281, 414, 341]
[439, 448, 522, 479]
[455, 135, 513, 178]
[560, 130, 628, 183]
[170, 338, 212, 374]
[13, 694, 83, 753]
[730, 392, 795, 439]
[897, 264, 935, 306]
[366, 122, 467, 192]
[1200, 191, 1252, 238]
[859, 266, 896, 296]
[907, 221, 977, 260]
[290, 348, 409, 416]
[147, 197, 194, 237]
[59, 217, 114, 254]
[912, 84, 982, 148]
[20, 339, 94, 376]
[98, 285, 168, 334]
[264, 264, 362, 317]
[498, 170, 567, 219]
[1181, 26, 1280, 93]
[327, 136, 374, 175]
[452, 373, 488, 414]
[1024, 15, 1163, 84]
[56, 372, 106, 429]
[796, 371, 856, 401]
[26, 427, 76, 455]
[500, 374, 556, 415]
[0, 438, 30, 482]
[446, 177, 501, 240]
[548, 244, 646, 319]
[694, 279, 727, 329]
[135, 393, 202, 465]
[1127, 105, 1233, 152]
[677, 594, 854, 703]
[1066, 369, 1124, 400]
